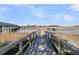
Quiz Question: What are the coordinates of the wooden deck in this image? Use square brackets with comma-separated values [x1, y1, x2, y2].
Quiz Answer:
[24, 30, 56, 55]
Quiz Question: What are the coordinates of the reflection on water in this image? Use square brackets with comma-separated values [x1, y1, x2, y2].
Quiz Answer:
[48, 29, 79, 34]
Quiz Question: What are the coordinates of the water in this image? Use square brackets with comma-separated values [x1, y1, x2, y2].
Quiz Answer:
[57, 30, 79, 34]
[18, 29, 79, 34]
[17, 29, 37, 33]
[48, 29, 79, 34]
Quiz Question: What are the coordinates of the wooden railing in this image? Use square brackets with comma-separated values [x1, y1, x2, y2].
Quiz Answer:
[46, 31, 79, 55]
[0, 31, 37, 55]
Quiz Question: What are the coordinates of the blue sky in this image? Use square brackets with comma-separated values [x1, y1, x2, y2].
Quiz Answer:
[0, 4, 79, 26]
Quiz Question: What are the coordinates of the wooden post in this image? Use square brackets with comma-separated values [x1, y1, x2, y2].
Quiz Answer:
[32, 33, 34, 39]
[34, 32, 35, 39]
[60, 40, 65, 55]
[62, 40, 67, 54]
[50, 33, 52, 39]
[46, 32, 48, 39]
[34, 32, 36, 39]
[2, 27, 4, 32]
[31, 34, 32, 40]
[19, 42, 23, 54]
[4, 27, 6, 32]
[58, 40, 61, 54]
[7, 27, 9, 32]
[30, 35, 31, 40]
[47, 33, 49, 39]
[29, 35, 32, 45]
[13, 27, 15, 32]
[33, 33, 34, 39]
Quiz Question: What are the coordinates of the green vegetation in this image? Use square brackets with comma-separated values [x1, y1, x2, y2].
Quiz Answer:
[20, 25, 47, 30]
[20, 25, 79, 30]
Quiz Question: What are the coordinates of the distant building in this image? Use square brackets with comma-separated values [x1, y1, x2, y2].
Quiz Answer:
[0, 22, 20, 32]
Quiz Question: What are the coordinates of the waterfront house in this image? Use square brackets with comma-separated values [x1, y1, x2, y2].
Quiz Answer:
[0, 22, 20, 32]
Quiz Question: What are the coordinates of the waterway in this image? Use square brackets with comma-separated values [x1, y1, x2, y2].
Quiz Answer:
[48, 29, 79, 35]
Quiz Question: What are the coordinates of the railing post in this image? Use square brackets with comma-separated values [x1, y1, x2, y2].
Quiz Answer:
[46, 32, 48, 39]
[58, 40, 61, 54]
[47, 33, 49, 39]
[32, 33, 34, 39]
[47, 32, 49, 39]
[29, 35, 32, 47]
[62, 40, 68, 54]
[19, 42, 23, 54]
[60, 40, 65, 55]
[50, 33, 52, 40]
[34, 32, 37, 39]
[30, 35, 31, 40]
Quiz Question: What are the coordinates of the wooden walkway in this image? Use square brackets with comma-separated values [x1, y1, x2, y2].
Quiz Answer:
[24, 30, 56, 55]
[0, 30, 79, 55]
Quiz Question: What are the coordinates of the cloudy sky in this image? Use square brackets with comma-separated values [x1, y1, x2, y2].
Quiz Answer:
[0, 4, 79, 26]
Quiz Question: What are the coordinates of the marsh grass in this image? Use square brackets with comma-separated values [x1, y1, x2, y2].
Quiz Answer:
[53, 32, 79, 48]
[0, 32, 31, 47]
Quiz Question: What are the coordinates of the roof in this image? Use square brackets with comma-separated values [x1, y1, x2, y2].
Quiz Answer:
[0, 22, 19, 27]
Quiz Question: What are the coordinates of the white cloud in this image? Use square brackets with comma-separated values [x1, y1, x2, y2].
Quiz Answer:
[70, 4, 79, 11]
[53, 14, 62, 20]
[63, 15, 74, 21]
[14, 5, 56, 18]
[54, 16, 60, 20]
[53, 14, 75, 21]
[26, 5, 46, 18]
[26, 5, 42, 12]
[33, 12, 45, 17]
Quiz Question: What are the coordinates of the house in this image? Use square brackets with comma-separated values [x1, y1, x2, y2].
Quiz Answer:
[0, 22, 20, 32]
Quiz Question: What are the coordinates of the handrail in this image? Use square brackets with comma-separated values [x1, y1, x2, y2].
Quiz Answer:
[46, 31, 79, 55]
[46, 31, 61, 54]
[0, 31, 37, 55]
[61, 40, 79, 54]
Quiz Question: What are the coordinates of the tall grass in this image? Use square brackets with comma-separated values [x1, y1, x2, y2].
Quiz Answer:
[53, 32, 79, 47]
[0, 32, 30, 47]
